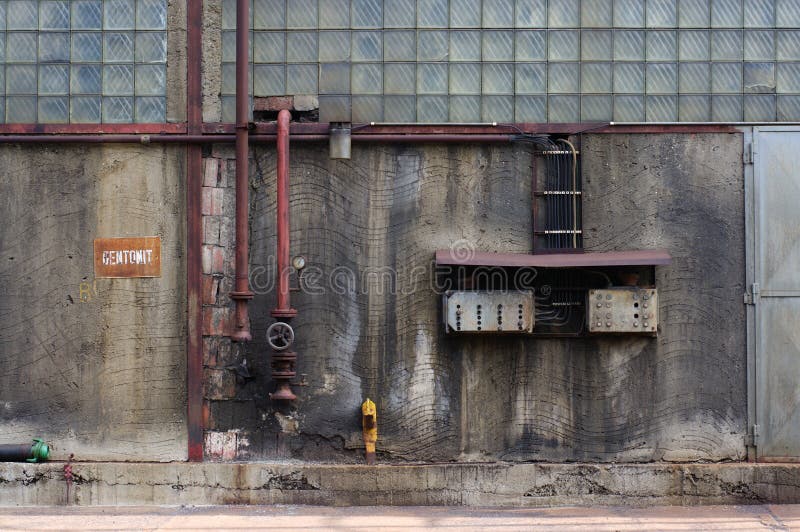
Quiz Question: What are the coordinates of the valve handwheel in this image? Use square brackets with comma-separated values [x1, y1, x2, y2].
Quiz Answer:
[267, 321, 294, 351]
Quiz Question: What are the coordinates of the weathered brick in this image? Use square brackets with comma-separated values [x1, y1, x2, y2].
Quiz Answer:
[201, 187, 223, 216]
[220, 159, 235, 189]
[254, 96, 293, 111]
[202, 245, 225, 274]
[202, 275, 219, 305]
[203, 369, 237, 401]
[202, 306, 229, 336]
[214, 247, 225, 273]
[222, 182, 235, 216]
[201, 245, 217, 274]
[203, 157, 221, 187]
[203, 400, 212, 429]
[204, 430, 237, 460]
[203, 336, 219, 366]
[218, 338, 235, 366]
[219, 215, 235, 248]
[203, 216, 221, 245]
[217, 275, 233, 306]
[211, 144, 235, 161]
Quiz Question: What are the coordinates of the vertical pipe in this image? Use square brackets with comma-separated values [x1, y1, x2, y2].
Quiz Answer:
[230, 0, 254, 341]
[270, 109, 297, 401]
[186, 0, 204, 461]
[272, 109, 297, 318]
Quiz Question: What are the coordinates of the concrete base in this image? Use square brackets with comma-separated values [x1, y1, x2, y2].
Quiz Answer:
[3, 462, 800, 507]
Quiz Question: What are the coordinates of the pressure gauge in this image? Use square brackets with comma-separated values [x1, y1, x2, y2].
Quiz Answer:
[292, 255, 306, 270]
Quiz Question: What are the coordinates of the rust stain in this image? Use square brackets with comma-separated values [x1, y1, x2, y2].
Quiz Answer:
[94, 236, 162, 278]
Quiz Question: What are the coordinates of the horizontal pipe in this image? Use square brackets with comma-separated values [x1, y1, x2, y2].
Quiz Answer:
[0, 133, 513, 144]
[0, 445, 35, 461]
[348, 134, 513, 143]
[609, 121, 800, 126]
[367, 122, 499, 127]
[0, 127, 738, 145]
[0, 135, 231, 143]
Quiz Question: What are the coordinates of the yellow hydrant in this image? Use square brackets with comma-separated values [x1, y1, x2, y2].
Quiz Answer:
[361, 398, 377, 465]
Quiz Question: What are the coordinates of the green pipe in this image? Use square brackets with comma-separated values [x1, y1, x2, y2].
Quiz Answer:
[0, 438, 50, 462]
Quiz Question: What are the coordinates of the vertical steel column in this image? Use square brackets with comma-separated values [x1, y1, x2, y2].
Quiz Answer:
[186, 0, 204, 461]
[229, 0, 254, 341]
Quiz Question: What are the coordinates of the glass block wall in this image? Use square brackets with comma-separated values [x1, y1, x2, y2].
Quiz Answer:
[0, 0, 167, 123]
[220, 0, 800, 123]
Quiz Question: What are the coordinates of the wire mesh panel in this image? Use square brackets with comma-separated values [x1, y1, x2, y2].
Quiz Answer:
[232, 0, 800, 123]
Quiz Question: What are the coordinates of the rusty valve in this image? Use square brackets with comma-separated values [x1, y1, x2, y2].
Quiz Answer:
[266, 322, 294, 351]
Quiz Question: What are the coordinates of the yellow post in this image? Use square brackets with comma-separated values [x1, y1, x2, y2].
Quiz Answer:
[361, 398, 377, 465]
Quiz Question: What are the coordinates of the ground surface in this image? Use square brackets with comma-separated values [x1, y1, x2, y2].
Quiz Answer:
[0, 504, 799, 531]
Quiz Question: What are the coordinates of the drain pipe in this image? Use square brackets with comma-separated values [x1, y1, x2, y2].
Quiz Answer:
[229, 0, 254, 342]
[268, 109, 299, 401]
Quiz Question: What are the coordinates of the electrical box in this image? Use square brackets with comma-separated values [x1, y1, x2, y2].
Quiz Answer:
[587, 288, 658, 334]
[444, 291, 534, 334]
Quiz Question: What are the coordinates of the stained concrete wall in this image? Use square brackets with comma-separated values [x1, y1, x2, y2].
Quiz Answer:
[0, 145, 187, 461]
[4, 462, 799, 507]
[203, 132, 747, 463]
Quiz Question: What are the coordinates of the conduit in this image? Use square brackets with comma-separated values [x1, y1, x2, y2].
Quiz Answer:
[229, 0, 254, 342]
[269, 109, 299, 401]
[0, 134, 511, 144]
[272, 110, 297, 320]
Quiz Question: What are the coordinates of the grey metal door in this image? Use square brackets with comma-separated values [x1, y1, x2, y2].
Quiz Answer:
[753, 126, 800, 460]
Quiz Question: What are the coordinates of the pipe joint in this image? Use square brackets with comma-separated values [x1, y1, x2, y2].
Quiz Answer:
[230, 290, 254, 301]
[270, 308, 298, 319]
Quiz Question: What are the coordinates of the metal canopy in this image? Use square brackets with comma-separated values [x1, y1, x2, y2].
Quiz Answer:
[434, 249, 672, 268]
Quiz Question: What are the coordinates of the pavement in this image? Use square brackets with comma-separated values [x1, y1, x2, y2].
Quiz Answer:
[1, 505, 800, 531]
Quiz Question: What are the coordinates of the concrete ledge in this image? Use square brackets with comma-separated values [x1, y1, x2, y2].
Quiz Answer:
[2, 462, 800, 507]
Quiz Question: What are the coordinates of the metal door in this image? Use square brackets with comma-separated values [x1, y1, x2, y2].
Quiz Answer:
[752, 126, 800, 460]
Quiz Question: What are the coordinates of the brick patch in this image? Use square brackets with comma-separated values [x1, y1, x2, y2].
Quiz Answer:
[200, 156, 245, 456]
[254, 96, 294, 111]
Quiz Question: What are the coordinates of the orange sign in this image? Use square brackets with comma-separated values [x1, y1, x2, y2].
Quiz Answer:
[94, 237, 162, 278]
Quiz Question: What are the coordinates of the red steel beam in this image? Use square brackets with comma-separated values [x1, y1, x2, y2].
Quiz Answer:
[186, 0, 204, 462]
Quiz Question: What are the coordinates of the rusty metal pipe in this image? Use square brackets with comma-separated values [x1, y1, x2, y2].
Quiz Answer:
[0, 133, 516, 144]
[229, 0, 254, 342]
[270, 110, 298, 402]
[0, 135, 231, 143]
[272, 110, 297, 319]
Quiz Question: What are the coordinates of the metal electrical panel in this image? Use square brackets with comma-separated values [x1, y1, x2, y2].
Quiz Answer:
[444, 291, 534, 334]
[587, 288, 658, 334]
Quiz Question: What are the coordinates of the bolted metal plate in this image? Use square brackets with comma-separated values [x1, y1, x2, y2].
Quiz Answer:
[444, 291, 534, 333]
[587, 287, 658, 334]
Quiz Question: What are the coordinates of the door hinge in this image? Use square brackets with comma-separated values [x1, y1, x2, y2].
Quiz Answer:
[744, 142, 753, 165]
[750, 424, 760, 447]
[744, 282, 760, 305]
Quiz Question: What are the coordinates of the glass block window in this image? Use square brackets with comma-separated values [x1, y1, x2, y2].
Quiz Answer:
[230, 0, 800, 123]
[0, 0, 167, 123]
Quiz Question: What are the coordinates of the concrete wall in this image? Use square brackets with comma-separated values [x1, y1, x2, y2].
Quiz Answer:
[203, 132, 747, 463]
[0, 145, 187, 461]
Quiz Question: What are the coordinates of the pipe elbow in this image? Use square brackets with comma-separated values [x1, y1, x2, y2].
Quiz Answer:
[277, 109, 291, 131]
